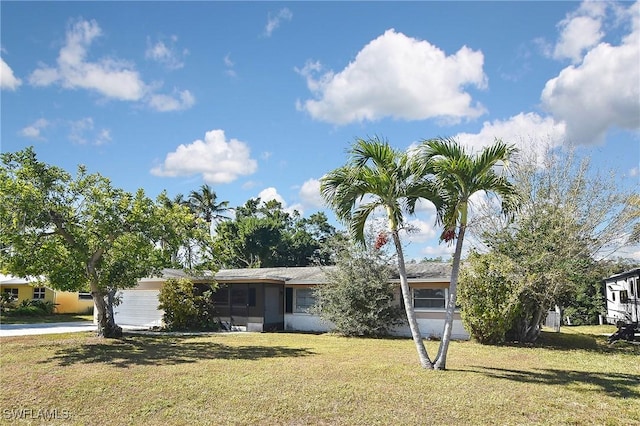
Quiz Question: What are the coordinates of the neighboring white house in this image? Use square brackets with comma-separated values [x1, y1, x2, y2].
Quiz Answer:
[112, 263, 470, 340]
[604, 268, 640, 326]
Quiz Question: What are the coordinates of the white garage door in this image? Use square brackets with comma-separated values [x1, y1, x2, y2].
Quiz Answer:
[113, 290, 164, 327]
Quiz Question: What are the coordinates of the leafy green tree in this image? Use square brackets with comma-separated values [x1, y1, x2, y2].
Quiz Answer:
[321, 136, 441, 369]
[212, 199, 336, 268]
[471, 148, 638, 341]
[458, 251, 522, 344]
[312, 238, 405, 337]
[411, 137, 520, 369]
[0, 148, 198, 337]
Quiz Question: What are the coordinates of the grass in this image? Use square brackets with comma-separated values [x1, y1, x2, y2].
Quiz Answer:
[0, 313, 94, 324]
[1, 326, 638, 425]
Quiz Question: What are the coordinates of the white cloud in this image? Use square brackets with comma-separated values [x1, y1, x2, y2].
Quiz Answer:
[257, 187, 286, 205]
[297, 29, 487, 125]
[29, 19, 147, 101]
[256, 187, 303, 215]
[552, 1, 607, 63]
[145, 35, 187, 70]
[541, 1, 640, 145]
[402, 218, 438, 244]
[148, 89, 195, 112]
[1, 57, 22, 90]
[151, 129, 258, 184]
[68, 117, 111, 146]
[298, 178, 324, 209]
[453, 112, 567, 159]
[20, 118, 49, 140]
[28, 19, 194, 112]
[264, 8, 293, 37]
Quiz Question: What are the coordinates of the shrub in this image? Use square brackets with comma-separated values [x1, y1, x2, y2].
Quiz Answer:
[312, 243, 405, 337]
[158, 278, 219, 331]
[458, 251, 521, 344]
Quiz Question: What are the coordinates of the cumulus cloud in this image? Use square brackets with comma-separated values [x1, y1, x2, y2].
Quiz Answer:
[29, 19, 146, 101]
[151, 129, 258, 184]
[298, 178, 324, 209]
[145, 35, 187, 70]
[264, 8, 293, 37]
[296, 29, 487, 125]
[541, 1, 640, 145]
[256, 187, 303, 215]
[1, 57, 22, 90]
[453, 112, 567, 159]
[20, 118, 50, 140]
[552, 1, 607, 63]
[28, 18, 194, 112]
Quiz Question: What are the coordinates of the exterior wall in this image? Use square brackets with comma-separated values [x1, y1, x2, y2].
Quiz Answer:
[54, 291, 94, 314]
[605, 271, 640, 324]
[0, 284, 45, 304]
[285, 313, 332, 332]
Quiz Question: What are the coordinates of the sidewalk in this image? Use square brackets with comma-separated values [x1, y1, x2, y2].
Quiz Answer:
[0, 321, 96, 337]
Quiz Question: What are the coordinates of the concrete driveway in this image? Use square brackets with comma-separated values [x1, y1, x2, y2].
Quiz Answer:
[0, 321, 96, 337]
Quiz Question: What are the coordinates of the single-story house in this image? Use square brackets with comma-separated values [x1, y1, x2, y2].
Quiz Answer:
[0, 274, 94, 314]
[604, 268, 640, 326]
[112, 263, 470, 339]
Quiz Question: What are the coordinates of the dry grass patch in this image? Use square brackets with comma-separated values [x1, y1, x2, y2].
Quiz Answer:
[1, 327, 638, 425]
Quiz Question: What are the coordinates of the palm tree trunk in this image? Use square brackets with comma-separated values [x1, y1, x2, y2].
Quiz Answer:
[434, 224, 466, 370]
[391, 230, 433, 369]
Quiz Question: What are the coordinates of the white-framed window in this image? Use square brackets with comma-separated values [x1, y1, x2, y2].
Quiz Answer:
[33, 287, 46, 299]
[294, 288, 316, 313]
[413, 288, 446, 310]
[3, 288, 19, 302]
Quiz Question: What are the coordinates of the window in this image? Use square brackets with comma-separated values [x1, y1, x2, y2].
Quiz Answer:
[33, 287, 46, 299]
[3, 288, 19, 302]
[231, 287, 247, 306]
[413, 288, 446, 309]
[294, 288, 316, 313]
[78, 292, 93, 300]
[212, 286, 229, 305]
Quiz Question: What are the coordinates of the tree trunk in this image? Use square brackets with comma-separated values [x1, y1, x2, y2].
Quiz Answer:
[92, 287, 122, 338]
[434, 224, 466, 370]
[391, 230, 433, 369]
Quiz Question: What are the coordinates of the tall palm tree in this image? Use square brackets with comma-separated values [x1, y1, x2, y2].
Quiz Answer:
[321, 136, 442, 369]
[189, 184, 231, 236]
[412, 137, 520, 370]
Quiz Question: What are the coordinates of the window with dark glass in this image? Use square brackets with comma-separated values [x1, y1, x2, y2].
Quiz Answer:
[231, 287, 247, 306]
[3, 288, 19, 301]
[413, 288, 446, 309]
[33, 287, 46, 299]
[212, 286, 229, 305]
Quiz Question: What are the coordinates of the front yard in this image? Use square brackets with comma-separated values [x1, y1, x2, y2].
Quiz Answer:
[1, 326, 638, 425]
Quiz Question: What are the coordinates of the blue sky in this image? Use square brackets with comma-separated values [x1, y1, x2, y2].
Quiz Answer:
[1, 1, 639, 261]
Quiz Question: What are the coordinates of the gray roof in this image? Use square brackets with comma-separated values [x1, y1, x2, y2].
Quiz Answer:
[167, 262, 452, 284]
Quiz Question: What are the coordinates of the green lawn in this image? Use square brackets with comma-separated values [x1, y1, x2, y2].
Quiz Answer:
[1, 326, 638, 425]
[0, 313, 94, 324]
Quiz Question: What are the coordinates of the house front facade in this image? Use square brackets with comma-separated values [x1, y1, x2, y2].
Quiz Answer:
[0, 274, 94, 314]
[112, 263, 470, 340]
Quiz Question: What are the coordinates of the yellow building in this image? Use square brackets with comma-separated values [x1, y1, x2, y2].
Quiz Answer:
[0, 275, 94, 314]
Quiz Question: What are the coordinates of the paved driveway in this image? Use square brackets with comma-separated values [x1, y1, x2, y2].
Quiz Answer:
[0, 321, 96, 337]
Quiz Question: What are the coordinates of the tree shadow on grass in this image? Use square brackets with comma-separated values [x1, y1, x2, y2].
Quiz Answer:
[48, 335, 315, 368]
[501, 331, 640, 356]
[464, 366, 640, 399]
